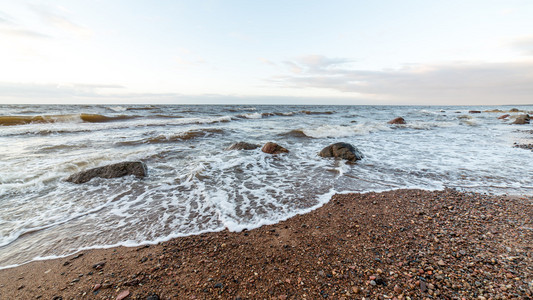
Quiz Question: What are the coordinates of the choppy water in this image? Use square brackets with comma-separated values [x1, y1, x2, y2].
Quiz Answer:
[1, 104, 532, 268]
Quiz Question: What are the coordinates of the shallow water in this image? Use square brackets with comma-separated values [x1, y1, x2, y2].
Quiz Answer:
[1, 104, 532, 268]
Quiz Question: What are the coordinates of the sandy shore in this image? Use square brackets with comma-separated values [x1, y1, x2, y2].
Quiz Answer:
[0, 189, 531, 299]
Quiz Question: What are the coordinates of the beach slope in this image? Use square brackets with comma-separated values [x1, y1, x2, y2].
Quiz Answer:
[0, 189, 531, 299]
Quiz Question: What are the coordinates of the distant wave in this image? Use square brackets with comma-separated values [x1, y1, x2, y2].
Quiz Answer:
[117, 128, 225, 146]
[0, 114, 137, 126]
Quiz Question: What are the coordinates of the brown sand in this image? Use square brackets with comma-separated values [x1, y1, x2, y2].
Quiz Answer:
[0, 189, 531, 299]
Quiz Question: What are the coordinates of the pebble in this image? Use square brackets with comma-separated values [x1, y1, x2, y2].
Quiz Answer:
[116, 290, 130, 300]
[420, 281, 428, 292]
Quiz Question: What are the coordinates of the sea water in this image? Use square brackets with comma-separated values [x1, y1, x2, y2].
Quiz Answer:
[0, 104, 532, 268]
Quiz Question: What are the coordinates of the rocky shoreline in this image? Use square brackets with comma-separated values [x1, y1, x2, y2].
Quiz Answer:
[0, 189, 531, 299]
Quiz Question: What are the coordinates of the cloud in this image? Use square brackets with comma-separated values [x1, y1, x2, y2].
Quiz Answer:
[31, 5, 93, 38]
[511, 36, 533, 55]
[0, 11, 50, 39]
[0, 27, 50, 39]
[0, 82, 124, 100]
[272, 55, 533, 104]
[258, 57, 276, 66]
[282, 55, 354, 75]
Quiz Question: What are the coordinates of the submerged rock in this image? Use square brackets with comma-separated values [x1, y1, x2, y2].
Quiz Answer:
[388, 117, 406, 125]
[225, 142, 260, 150]
[469, 110, 481, 114]
[318, 142, 363, 162]
[66, 161, 147, 184]
[498, 114, 510, 120]
[511, 114, 530, 125]
[261, 142, 289, 154]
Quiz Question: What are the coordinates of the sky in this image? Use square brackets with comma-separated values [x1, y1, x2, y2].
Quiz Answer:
[1, 0, 533, 105]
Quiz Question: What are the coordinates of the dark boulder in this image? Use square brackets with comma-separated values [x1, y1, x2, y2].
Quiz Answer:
[318, 142, 363, 162]
[469, 110, 481, 114]
[261, 142, 289, 154]
[510, 108, 520, 112]
[511, 114, 530, 125]
[225, 142, 260, 150]
[66, 161, 147, 184]
[387, 117, 406, 125]
[497, 114, 510, 119]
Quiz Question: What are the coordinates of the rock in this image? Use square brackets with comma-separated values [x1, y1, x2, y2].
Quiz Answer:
[394, 284, 401, 293]
[92, 261, 106, 269]
[318, 143, 363, 162]
[214, 282, 223, 288]
[225, 142, 260, 151]
[510, 108, 520, 112]
[511, 114, 530, 124]
[261, 142, 289, 154]
[420, 281, 428, 292]
[469, 110, 481, 114]
[116, 290, 130, 300]
[388, 117, 406, 124]
[93, 284, 102, 291]
[146, 294, 160, 300]
[498, 114, 510, 119]
[66, 161, 147, 184]
[437, 259, 446, 266]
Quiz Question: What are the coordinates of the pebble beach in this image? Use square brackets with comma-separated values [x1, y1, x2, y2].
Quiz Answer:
[1, 189, 531, 299]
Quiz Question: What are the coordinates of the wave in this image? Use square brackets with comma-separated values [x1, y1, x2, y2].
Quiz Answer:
[302, 123, 391, 138]
[118, 128, 225, 146]
[0, 114, 137, 126]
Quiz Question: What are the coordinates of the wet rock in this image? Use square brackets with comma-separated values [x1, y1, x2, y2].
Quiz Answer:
[225, 142, 260, 151]
[388, 117, 406, 124]
[469, 110, 481, 114]
[498, 114, 510, 119]
[261, 142, 289, 154]
[318, 142, 363, 162]
[66, 161, 147, 184]
[511, 114, 530, 125]
[116, 290, 130, 300]
[510, 108, 520, 112]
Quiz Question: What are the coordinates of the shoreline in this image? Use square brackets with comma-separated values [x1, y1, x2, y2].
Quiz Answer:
[0, 189, 531, 299]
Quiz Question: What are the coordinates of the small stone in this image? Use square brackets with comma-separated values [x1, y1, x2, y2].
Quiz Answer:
[17, 285, 25, 290]
[146, 294, 160, 300]
[92, 262, 106, 269]
[394, 285, 401, 293]
[93, 284, 102, 291]
[369, 275, 377, 280]
[437, 260, 445, 266]
[370, 280, 377, 286]
[214, 283, 223, 288]
[116, 290, 130, 300]
[352, 286, 360, 294]
[420, 281, 428, 292]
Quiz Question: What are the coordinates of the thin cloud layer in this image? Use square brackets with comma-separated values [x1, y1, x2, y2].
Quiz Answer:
[30, 5, 93, 38]
[274, 57, 533, 104]
[512, 36, 533, 55]
[0, 11, 50, 39]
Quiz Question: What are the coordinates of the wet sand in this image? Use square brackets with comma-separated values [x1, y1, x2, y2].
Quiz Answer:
[0, 189, 531, 299]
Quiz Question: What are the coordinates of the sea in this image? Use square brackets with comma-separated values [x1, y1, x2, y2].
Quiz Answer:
[1, 104, 532, 269]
